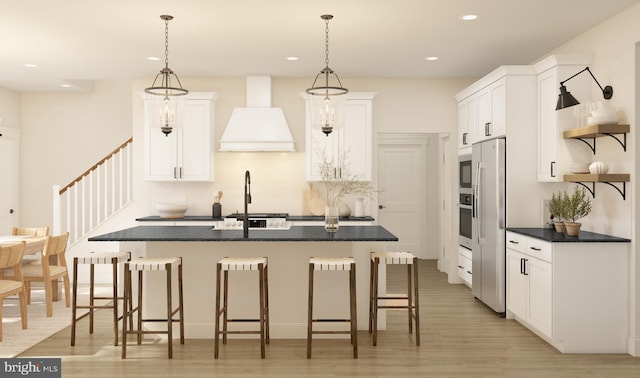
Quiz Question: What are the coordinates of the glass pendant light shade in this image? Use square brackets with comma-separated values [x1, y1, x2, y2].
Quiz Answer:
[145, 15, 188, 136]
[306, 15, 348, 136]
[146, 94, 186, 136]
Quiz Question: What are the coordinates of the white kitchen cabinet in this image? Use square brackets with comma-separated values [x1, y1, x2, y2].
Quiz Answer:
[457, 95, 476, 151]
[305, 92, 377, 181]
[144, 92, 218, 182]
[534, 55, 592, 182]
[475, 78, 506, 142]
[506, 230, 629, 353]
[457, 246, 472, 287]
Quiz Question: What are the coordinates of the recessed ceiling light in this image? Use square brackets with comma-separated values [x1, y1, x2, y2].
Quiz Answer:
[425, 56, 439, 61]
[147, 56, 161, 61]
[460, 14, 478, 21]
[23, 63, 38, 68]
[60, 84, 72, 88]
[286, 56, 299, 61]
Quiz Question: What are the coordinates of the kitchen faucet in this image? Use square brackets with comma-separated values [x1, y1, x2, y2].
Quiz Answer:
[243, 170, 252, 237]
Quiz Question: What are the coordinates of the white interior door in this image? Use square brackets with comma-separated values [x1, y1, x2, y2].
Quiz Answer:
[0, 128, 19, 234]
[377, 134, 429, 259]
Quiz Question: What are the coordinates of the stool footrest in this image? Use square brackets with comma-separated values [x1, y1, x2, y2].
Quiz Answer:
[138, 318, 182, 323]
[376, 305, 416, 309]
[311, 330, 353, 335]
[220, 330, 262, 335]
[312, 318, 351, 323]
[227, 318, 262, 323]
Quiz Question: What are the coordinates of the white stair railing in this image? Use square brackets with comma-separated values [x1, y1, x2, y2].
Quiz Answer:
[53, 138, 133, 245]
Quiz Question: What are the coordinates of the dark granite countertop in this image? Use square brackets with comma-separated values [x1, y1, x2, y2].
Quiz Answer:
[507, 227, 630, 243]
[136, 215, 375, 222]
[89, 225, 397, 242]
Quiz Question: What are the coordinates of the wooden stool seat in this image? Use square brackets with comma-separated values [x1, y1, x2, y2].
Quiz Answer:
[369, 251, 420, 346]
[122, 257, 184, 359]
[307, 257, 357, 359]
[71, 251, 131, 346]
[215, 257, 270, 359]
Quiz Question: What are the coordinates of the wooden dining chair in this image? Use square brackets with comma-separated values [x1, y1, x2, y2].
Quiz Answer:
[12, 226, 50, 237]
[12, 226, 50, 263]
[0, 241, 28, 340]
[21, 233, 71, 317]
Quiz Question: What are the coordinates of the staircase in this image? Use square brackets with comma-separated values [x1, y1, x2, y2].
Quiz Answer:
[52, 138, 133, 246]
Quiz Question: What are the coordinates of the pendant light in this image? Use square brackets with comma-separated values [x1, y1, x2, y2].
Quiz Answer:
[306, 14, 348, 136]
[145, 15, 189, 136]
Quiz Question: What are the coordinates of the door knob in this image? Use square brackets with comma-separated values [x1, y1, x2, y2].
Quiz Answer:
[378, 205, 386, 209]
[9, 209, 14, 214]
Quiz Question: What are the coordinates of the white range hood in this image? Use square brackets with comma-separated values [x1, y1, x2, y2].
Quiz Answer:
[220, 76, 295, 152]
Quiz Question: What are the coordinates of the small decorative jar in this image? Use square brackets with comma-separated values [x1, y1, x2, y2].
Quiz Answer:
[589, 161, 609, 174]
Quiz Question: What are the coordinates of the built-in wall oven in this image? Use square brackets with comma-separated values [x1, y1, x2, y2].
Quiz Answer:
[458, 154, 473, 250]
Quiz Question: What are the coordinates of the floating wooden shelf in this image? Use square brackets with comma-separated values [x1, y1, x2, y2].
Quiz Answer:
[564, 173, 630, 199]
[563, 124, 630, 153]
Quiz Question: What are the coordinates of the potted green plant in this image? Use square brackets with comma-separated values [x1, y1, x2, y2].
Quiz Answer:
[562, 186, 592, 236]
[547, 191, 566, 232]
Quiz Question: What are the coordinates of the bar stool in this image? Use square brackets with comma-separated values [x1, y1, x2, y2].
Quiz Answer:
[121, 257, 184, 359]
[307, 257, 357, 359]
[71, 251, 131, 346]
[214, 257, 269, 359]
[369, 251, 420, 346]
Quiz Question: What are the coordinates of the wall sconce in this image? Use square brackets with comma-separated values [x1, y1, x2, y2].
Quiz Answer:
[555, 67, 613, 110]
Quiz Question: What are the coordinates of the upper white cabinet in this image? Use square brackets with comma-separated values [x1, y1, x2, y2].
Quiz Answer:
[534, 55, 592, 182]
[457, 95, 476, 151]
[475, 77, 506, 142]
[455, 66, 535, 153]
[304, 92, 376, 181]
[144, 92, 218, 182]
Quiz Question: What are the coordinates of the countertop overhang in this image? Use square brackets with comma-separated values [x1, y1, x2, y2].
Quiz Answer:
[136, 215, 375, 222]
[507, 227, 630, 243]
[88, 225, 398, 242]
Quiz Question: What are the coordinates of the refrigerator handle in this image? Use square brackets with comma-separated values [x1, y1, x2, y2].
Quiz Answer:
[474, 161, 482, 242]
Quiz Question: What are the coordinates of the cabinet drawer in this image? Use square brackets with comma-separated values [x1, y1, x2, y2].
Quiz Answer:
[458, 253, 472, 286]
[506, 232, 527, 253]
[458, 245, 472, 260]
[525, 238, 552, 263]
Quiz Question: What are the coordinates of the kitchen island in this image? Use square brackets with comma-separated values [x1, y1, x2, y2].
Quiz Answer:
[89, 225, 398, 339]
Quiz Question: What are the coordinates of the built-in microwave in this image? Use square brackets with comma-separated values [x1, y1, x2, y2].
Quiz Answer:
[458, 191, 473, 250]
[459, 154, 472, 189]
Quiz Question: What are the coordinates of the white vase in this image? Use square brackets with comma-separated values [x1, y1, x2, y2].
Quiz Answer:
[354, 197, 365, 217]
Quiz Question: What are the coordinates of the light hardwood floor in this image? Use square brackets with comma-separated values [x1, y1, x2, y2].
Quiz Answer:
[19, 260, 639, 377]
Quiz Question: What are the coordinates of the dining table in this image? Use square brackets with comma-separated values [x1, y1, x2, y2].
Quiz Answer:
[0, 235, 61, 301]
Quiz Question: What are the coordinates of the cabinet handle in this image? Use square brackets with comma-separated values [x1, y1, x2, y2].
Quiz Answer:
[173, 167, 177, 179]
[550, 161, 556, 178]
[467, 270, 472, 275]
[529, 247, 541, 251]
[458, 265, 464, 269]
[522, 258, 529, 276]
[462, 132, 468, 145]
[508, 240, 519, 245]
[179, 167, 183, 179]
[485, 122, 491, 136]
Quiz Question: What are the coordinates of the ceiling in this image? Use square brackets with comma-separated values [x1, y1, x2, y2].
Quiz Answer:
[1, 0, 638, 92]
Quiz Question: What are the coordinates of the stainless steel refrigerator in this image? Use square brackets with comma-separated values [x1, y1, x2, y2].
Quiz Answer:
[471, 137, 506, 314]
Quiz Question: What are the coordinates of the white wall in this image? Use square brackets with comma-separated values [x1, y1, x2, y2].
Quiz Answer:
[0, 88, 21, 129]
